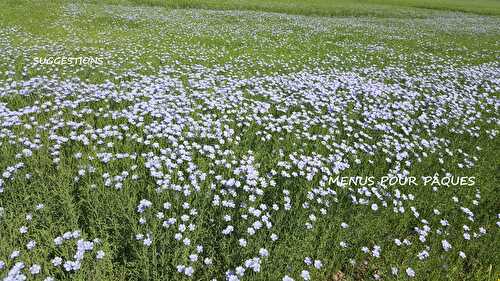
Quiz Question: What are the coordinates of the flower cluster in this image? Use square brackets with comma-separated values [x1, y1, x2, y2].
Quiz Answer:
[0, 2, 498, 280]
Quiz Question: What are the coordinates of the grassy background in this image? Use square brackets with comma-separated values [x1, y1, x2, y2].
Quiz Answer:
[0, 0, 499, 281]
[3, 0, 500, 17]
[81, 0, 500, 16]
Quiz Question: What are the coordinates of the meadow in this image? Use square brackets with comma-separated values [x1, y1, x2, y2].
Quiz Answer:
[0, 0, 499, 280]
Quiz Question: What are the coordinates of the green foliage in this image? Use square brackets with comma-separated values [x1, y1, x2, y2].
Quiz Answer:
[0, 1, 499, 281]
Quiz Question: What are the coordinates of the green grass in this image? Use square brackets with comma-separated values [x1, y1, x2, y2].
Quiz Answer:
[0, 1, 499, 281]
[77, 0, 500, 17]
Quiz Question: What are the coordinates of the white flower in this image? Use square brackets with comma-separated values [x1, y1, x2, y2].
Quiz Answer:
[52, 257, 63, 266]
[271, 233, 279, 241]
[184, 266, 194, 276]
[222, 225, 234, 235]
[300, 270, 310, 280]
[314, 260, 322, 269]
[479, 227, 486, 235]
[406, 267, 415, 277]
[30, 264, 41, 275]
[137, 199, 152, 213]
[63, 260, 81, 271]
[19, 226, 28, 234]
[10, 250, 20, 259]
[417, 250, 429, 260]
[372, 245, 381, 257]
[283, 275, 294, 281]
[441, 240, 452, 251]
[54, 236, 64, 246]
[189, 254, 198, 262]
[62, 232, 72, 240]
[26, 240, 36, 250]
[259, 248, 269, 257]
[196, 245, 203, 253]
[239, 239, 247, 247]
[96, 250, 105, 260]
[235, 266, 245, 276]
[247, 227, 256, 235]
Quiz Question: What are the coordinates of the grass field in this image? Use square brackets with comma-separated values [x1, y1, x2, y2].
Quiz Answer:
[79, 0, 500, 16]
[0, 0, 499, 281]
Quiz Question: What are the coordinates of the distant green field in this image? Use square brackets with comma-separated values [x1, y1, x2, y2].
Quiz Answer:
[81, 0, 500, 16]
